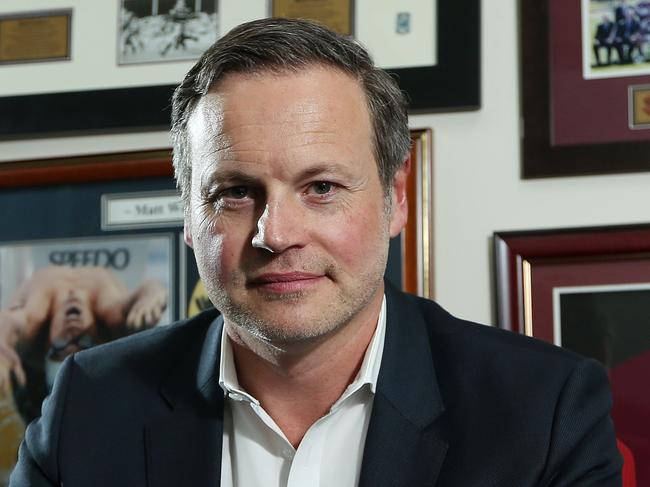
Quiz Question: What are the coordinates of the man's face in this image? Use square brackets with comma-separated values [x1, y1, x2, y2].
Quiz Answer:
[184, 66, 408, 344]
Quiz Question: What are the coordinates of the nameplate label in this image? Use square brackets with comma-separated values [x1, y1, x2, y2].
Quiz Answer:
[102, 191, 183, 230]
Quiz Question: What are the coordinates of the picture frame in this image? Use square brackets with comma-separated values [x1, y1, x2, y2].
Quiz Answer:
[0, 232, 176, 483]
[0, 149, 172, 188]
[0, 0, 479, 140]
[0, 9, 73, 66]
[520, 0, 650, 178]
[493, 223, 650, 334]
[117, 0, 219, 66]
[493, 223, 650, 483]
[386, 0, 480, 114]
[402, 128, 434, 299]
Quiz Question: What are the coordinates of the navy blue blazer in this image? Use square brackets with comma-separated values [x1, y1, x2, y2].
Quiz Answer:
[10, 286, 622, 486]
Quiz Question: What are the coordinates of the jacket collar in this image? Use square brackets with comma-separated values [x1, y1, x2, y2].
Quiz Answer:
[146, 311, 225, 487]
[359, 283, 448, 487]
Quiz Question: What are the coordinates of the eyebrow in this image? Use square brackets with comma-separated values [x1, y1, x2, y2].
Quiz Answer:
[295, 163, 357, 180]
[200, 162, 358, 192]
[200, 168, 259, 190]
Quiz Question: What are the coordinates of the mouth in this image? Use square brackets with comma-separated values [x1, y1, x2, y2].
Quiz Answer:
[64, 305, 82, 324]
[248, 272, 326, 293]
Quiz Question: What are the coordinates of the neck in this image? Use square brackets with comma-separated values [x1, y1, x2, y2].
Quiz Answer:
[225, 291, 383, 447]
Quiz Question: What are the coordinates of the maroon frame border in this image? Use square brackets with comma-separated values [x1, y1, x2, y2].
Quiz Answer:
[493, 223, 650, 334]
[0, 149, 173, 188]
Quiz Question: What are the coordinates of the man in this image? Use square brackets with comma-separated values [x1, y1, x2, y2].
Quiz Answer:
[615, 6, 642, 63]
[11, 18, 621, 486]
[593, 14, 617, 66]
[0, 265, 167, 421]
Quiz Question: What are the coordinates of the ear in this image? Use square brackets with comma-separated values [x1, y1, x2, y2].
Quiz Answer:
[183, 221, 194, 248]
[388, 155, 410, 238]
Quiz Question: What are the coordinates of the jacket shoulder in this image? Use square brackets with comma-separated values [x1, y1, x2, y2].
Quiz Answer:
[406, 292, 585, 369]
[73, 308, 221, 381]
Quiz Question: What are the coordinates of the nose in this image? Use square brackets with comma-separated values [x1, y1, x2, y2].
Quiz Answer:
[251, 199, 306, 253]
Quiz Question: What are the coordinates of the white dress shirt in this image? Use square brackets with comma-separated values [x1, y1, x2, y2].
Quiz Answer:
[219, 297, 387, 487]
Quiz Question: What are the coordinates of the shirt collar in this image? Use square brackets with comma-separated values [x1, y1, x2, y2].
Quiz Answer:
[218, 295, 387, 402]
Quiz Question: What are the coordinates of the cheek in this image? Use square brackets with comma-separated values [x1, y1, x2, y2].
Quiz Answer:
[322, 203, 388, 268]
[192, 218, 248, 283]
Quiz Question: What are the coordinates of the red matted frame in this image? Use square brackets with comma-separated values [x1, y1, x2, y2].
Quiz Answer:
[494, 223, 650, 336]
[520, 1, 650, 179]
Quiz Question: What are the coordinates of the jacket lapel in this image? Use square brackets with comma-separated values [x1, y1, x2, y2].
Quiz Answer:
[359, 286, 449, 487]
[145, 313, 226, 487]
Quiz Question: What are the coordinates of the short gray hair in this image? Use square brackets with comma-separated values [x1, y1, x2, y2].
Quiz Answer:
[171, 17, 410, 204]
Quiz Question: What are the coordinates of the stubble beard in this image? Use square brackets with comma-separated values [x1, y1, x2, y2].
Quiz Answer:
[204, 246, 389, 347]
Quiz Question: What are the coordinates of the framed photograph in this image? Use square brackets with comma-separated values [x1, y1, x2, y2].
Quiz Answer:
[493, 224, 650, 483]
[118, 0, 219, 65]
[0, 0, 478, 141]
[0, 167, 188, 483]
[521, 0, 650, 178]
[0, 233, 174, 484]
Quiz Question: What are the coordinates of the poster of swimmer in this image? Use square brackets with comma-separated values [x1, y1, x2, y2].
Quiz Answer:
[0, 233, 173, 486]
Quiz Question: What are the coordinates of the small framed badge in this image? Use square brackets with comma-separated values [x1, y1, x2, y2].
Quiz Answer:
[628, 84, 650, 130]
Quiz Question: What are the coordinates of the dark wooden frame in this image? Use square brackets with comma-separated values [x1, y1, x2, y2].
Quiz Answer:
[0, 0, 479, 141]
[520, 1, 650, 178]
[493, 223, 650, 335]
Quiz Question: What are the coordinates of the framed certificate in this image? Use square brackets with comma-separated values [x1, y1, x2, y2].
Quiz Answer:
[0, 9, 72, 65]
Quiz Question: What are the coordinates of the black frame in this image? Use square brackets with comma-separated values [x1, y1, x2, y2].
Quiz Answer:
[0, 1, 479, 139]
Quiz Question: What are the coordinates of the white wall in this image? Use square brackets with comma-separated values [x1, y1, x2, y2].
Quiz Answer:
[412, 1, 650, 325]
[3, 0, 650, 324]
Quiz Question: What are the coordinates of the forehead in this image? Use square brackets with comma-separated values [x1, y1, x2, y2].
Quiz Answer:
[186, 66, 374, 164]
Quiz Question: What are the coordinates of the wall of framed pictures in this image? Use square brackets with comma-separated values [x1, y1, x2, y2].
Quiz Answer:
[2, 1, 649, 479]
[407, 0, 650, 325]
[2, 0, 650, 330]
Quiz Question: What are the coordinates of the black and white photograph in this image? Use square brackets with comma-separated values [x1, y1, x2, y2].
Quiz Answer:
[583, 0, 650, 78]
[118, 0, 219, 64]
